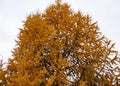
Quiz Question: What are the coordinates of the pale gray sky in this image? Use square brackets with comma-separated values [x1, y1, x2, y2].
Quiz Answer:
[0, 0, 120, 61]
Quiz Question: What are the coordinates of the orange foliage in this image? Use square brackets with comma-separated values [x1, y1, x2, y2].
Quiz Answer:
[1, 0, 120, 86]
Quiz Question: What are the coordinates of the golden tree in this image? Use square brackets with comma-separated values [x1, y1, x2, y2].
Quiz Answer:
[6, 0, 120, 86]
[0, 59, 7, 86]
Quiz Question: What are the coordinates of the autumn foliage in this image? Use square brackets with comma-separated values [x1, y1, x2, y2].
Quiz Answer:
[1, 0, 120, 86]
[0, 59, 7, 86]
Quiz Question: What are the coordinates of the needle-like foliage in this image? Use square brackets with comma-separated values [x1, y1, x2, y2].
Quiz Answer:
[3, 0, 120, 86]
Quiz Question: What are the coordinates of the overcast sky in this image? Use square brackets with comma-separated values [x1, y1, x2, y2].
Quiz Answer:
[0, 0, 120, 61]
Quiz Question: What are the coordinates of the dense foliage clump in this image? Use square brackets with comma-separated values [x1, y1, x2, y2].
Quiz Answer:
[1, 0, 120, 86]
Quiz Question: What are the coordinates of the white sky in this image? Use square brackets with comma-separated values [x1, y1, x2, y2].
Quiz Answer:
[0, 0, 120, 62]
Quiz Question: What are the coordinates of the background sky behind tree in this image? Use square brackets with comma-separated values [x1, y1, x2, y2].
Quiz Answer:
[0, 0, 120, 62]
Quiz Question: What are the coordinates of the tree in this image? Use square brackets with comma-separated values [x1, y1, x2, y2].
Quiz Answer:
[5, 0, 120, 86]
[0, 59, 7, 86]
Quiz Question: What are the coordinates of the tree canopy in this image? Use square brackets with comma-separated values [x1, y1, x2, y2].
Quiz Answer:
[1, 0, 120, 86]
